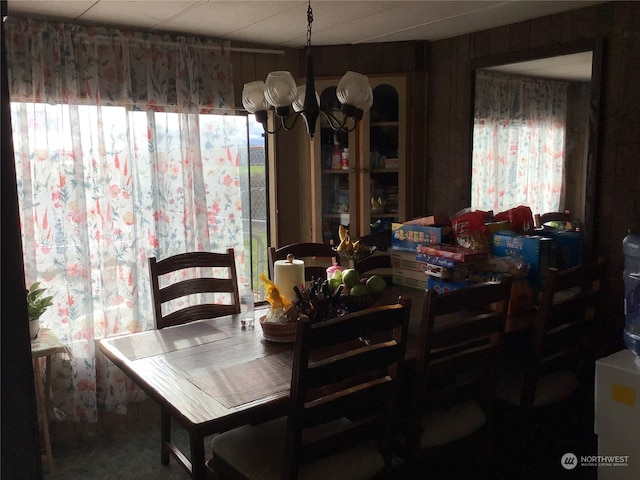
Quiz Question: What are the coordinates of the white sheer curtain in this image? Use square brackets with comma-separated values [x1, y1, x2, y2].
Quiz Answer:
[471, 71, 568, 215]
[5, 17, 249, 422]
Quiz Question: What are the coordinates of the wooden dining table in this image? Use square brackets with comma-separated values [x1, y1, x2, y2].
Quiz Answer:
[98, 284, 535, 480]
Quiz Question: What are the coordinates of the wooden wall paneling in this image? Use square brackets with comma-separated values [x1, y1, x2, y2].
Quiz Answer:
[232, 52, 257, 108]
[528, 14, 563, 49]
[508, 20, 531, 54]
[311, 45, 351, 76]
[408, 71, 427, 218]
[454, 34, 472, 209]
[571, 2, 616, 40]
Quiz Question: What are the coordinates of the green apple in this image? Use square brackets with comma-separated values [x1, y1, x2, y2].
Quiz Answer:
[332, 270, 343, 282]
[341, 268, 360, 288]
[366, 275, 387, 295]
[328, 277, 341, 292]
[349, 284, 368, 297]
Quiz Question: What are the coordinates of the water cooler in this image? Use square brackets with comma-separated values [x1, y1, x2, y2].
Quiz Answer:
[592, 231, 640, 479]
[594, 350, 640, 479]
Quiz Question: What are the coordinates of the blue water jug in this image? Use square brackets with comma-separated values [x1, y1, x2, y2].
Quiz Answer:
[623, 230, 640, 356]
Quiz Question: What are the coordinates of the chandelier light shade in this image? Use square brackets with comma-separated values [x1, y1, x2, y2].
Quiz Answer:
[241, 1, 372, 138]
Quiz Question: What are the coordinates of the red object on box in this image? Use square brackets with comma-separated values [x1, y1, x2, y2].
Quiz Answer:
[416, 243, 489, 263]
[494, 205, 534, 232]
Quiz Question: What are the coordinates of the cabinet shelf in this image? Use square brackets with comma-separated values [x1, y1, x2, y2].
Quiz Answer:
[311, 75, 407, 245]
[371, 121, 399, 127]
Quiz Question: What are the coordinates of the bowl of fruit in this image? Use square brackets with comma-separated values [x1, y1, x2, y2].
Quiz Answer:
[331, 268, 388, 312]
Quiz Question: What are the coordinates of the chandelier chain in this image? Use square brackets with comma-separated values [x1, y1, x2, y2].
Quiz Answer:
[306, 1, 313, 53]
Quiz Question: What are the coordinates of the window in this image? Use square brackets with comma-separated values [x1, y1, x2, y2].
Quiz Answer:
[471, 71, 568, 215]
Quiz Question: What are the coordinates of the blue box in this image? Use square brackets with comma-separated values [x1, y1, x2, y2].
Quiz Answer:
[427, 276, 471, 294]
[391, 222, 451, 253]
[536, 227, 583, 269]
[416, 253, 456, 269]
[491, 231, 556, 289]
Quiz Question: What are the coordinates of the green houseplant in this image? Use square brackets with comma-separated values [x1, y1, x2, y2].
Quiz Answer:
[27, 282, 53, 339]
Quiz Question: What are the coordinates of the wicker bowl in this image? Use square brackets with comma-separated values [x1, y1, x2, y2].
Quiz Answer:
[332, 245, 377, 263]
[340, 294, 381, 312]
[259, 315, 298, 343]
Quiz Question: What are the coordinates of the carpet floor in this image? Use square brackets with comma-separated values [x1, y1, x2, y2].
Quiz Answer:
[44, 415, 202, 480]
[43, 400, 599, 480]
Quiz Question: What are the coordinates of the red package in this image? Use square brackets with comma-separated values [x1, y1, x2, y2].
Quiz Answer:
[495, 205, 534, 233]
[450, 209, 490, 250]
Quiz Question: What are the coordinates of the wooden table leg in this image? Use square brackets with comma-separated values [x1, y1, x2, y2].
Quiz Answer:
[161, 406, 171, 465]
[189, 433, 206, 480]
[33, 357, 54, 473]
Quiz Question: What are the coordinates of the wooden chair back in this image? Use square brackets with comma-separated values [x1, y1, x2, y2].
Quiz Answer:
[283, 298, 412, 478]
[268, 243, 339, 281]
[148, 249, 240, 329]
[520, 257, 607, 407]
[358, 230, 392, 252]
[354, 254, 392, 283]
[534, 210, 573, 230]
[410, 276, 513, 448]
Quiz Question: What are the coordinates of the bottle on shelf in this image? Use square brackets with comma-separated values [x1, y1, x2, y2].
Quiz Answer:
[330, 134, 342, 170]
[341, 148, 350, 170]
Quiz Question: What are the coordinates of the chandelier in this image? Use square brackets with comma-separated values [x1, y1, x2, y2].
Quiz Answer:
[241, 1, 373, 138]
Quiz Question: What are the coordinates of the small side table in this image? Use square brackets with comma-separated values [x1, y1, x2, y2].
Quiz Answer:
[31, 328, 71, 473]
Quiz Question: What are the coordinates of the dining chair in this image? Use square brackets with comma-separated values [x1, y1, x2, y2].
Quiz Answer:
[207, 297, 412, 480]
[405, 275, 513, 479]
[148, 249, 241, 470]
[534, 210, 573, 230]
[148, 249, 240, 329]
[354, 254, 392, 282]
[357, 230, 392, 252]
[268, 242, 339, 282]
[496, 258, 607, 419]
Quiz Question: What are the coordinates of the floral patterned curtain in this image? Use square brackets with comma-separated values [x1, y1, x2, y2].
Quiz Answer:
[471, 71, 568, 215]
[4, 17, 247, 422]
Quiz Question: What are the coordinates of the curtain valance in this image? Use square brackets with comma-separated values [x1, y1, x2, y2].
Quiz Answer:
[475, 70, 567, 120]
[4, 17, 235, 113]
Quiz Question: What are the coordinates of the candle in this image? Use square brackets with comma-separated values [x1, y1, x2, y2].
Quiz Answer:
[273, 255, 305, 302]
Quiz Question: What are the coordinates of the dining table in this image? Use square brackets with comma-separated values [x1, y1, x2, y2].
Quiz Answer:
[98, 284, 535, 480]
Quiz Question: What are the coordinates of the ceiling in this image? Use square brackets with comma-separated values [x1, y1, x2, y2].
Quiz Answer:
[7, 0, 603, 80]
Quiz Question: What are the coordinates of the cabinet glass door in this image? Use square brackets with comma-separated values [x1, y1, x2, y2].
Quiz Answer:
[318, 85, 354, 245]
[362, 80, 405, 235]
[310, 76, 405, 244]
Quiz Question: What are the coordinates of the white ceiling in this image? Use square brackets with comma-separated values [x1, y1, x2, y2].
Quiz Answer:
[485, 51, 593, 81]
[7, 0, 603, 80]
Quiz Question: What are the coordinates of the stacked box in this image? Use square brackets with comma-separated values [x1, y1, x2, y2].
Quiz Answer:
[391, 220, 451, 253]
[416, 243, 489, 263]
[391, 250, 429, 290]
[427, 276, 471, 294]
[391, 250, 429, 272]
[536, 227, 583, 269]
[392, 269, 428, 290]
[491, 231, 555, 290]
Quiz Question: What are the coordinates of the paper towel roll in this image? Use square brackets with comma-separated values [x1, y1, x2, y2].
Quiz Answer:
[274, 257, 305, 302]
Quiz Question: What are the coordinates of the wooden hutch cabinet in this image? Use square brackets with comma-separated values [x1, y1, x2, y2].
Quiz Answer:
[310, 75, 407, 245]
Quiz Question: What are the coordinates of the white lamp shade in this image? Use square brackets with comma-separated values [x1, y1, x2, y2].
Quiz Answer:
[336, 71, 372, 110]
[292, 84, 320, 112]
[242, 81, 268, 113]
[264, 71, 297, 108]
